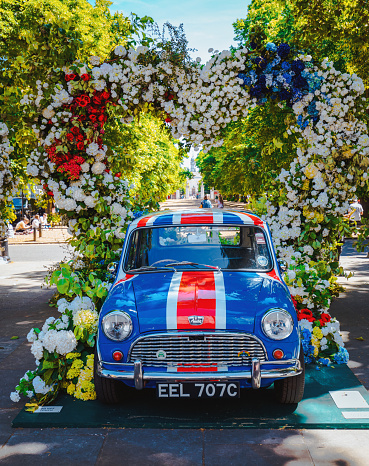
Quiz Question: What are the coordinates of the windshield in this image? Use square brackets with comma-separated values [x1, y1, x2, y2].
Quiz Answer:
[124, 225, 273, 272]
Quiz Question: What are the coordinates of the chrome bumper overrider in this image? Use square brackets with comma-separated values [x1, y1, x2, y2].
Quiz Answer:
[97, 358, 302, 390]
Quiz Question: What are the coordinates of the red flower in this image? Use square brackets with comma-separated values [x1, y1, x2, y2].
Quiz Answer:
[80, 73, 91, 82]
[101, 90, 110, 100]
[93, 95, 102, 105]
[65, 73, 77, 82]
[165, 117, 172, 123]
[319, 313, 331, 326]
[115, 172, 121, 178]
[76, 95, 91, 107]
[47, 191, 54, 197]
[66, 133, 74, 142]
[77, 142, 85, 151]
[70, 126, 80, 135]
[89, 114, 97, 123]
[98, 114, 106, 122]
[297, 308, 315, 322]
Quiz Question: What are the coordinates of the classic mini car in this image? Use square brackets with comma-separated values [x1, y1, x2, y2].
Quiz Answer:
[94, 209, 305, 404]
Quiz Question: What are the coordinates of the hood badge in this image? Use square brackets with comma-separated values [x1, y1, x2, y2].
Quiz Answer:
[188, 315, 204, 326]
[156, 350, 167, 359]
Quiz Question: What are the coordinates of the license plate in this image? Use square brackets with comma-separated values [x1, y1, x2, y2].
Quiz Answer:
[156, 381, 240, 399]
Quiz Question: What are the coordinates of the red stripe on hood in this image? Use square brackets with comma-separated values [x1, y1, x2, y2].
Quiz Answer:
[177, 271, 216, 329]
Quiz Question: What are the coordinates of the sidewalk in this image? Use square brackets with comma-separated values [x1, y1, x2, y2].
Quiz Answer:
[8, 226, 71, 245]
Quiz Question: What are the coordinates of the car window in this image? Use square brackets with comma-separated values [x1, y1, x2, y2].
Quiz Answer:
[124, 225, 272, 271]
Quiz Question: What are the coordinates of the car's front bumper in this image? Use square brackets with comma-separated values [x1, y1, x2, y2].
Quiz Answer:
[97, 357, 302, 390]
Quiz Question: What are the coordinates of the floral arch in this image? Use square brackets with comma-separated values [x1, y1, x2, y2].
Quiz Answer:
[3, 40, 369, 405]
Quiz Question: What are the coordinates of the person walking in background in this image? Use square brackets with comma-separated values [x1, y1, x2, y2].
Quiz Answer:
[201, 195, 212, 208]
[217, 194, 224, 209]
[347, 199, 364, 225]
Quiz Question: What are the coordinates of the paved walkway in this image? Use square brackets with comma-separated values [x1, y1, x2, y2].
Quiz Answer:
[1, 201, 369, 464]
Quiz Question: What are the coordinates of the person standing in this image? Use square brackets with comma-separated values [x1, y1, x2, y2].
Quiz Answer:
[348, 199, 364, 225]
[216, 194, 224, 209]
[201, 195, 212, 208]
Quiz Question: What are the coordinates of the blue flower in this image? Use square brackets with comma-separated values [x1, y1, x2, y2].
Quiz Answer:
[271, 57, 281, 67]
[279, 88, 291, 102]
[281, 61, 291, 71]
[250, 84, 264, 98]
[293, 74, 308, 90]
[291, 60, 305, 74]
[333, 347, 349, 364]
[318, 357, 331, 366]
[266, 42, 277, 52]
[277, 43, 290, 58]
[282, 72, 292, 84]
[133, 210, 144, 219]
[254, 56, 267, 70]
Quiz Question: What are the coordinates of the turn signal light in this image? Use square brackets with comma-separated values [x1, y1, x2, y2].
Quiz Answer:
[112, 351, 123, 361]
[273, 349, 284, 360]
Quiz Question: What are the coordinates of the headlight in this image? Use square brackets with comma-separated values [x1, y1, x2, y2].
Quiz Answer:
[102, 311, 132, 341]
[262, 309, 293, 340]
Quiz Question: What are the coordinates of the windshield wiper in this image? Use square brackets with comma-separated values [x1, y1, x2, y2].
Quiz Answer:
[129, 265, 176, 273]
[164, 261, 220, 271]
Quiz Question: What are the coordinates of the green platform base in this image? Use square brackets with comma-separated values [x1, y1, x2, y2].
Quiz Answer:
[12, 365, 369, 429]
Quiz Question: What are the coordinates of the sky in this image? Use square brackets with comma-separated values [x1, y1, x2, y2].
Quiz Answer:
[110, 0, 251, 63]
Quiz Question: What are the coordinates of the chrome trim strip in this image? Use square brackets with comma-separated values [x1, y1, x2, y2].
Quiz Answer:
[127, 331, 269, 362]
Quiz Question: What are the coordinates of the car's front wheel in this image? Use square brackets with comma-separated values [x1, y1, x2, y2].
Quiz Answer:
[274, 345, 305, 404]
[93, 345, 126, 404]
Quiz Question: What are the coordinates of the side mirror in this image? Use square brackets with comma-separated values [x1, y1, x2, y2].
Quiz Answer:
[107, 262, 118, 276]
[278, 259, 288, 272]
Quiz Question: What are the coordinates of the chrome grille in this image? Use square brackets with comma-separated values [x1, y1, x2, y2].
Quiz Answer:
[128, 333, 267, 367]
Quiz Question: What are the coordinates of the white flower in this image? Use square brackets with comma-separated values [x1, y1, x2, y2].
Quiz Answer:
[114, 46, 126, 56]
[27, 329, 38, 343]
[86, 142, 100, 156]
[33, 376, 52, 395]
[31, 340, 44, 360]
[89, 56, 101, 66]
[10, 391, 20, 402]
[42, 108, 55, 119]
[91, 162, 106, 174]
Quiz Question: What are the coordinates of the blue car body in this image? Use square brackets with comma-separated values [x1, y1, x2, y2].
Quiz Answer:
[96, 209, 302, 392]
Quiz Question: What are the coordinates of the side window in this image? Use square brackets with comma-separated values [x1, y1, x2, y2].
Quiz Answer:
[125, 230, 139, 270]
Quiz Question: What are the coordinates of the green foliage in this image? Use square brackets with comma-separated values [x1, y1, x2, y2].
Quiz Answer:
[197, 101, 299, 198]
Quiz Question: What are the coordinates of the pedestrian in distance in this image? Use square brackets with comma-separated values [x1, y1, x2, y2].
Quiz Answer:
[32, 214, 40, 231]
[15, 217, 31, 234]
[200, 195, 212, 208]
[217, 194, 224, 209]
[347, 198, 364, 225]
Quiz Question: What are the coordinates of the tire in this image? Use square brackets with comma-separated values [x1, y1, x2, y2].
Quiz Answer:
[274, 345, 305, 404]
[94, 345, 125, 404]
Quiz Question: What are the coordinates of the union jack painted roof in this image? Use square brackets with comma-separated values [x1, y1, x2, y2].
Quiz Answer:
[130, 209, 265, 229]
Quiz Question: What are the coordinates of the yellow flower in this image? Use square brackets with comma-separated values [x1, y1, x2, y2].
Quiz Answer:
[73, 309, 98, 333]
[304, 163, 319, 179]
[66, 359, 84, 379]
[302, 179, 310, 191]
[313, 326, 323, 339]
[66, 352, 81, 360]
[67, 383, 76, 395]
[315, 212, 324, 223]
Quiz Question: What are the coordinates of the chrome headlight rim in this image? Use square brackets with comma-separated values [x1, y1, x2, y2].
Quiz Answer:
[102, 310, 133, 342]
[261, 308, 294, 341]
